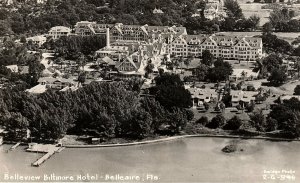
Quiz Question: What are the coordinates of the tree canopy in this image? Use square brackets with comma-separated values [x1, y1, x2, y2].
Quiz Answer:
[0, 80, 193, 140]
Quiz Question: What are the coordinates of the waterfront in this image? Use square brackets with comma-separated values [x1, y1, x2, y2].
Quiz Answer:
[0, 137, 300, 182]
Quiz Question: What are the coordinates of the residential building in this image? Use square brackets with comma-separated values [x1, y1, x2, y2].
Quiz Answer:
[74, 21, 109, 36]
[1, 0, 13, 5]
[231, 90, 257, 107]
[5, 65, 18, 72]
[204, 4, 219, 20]
[193, 0, 226, 20]
[26, 35, 47, 47]
[187, 87, 219, 108]
[37, 77, 75, 90]
[229, 69, 259, 81]
[153, 8, 164, 14]
[48, 26, 71, 39]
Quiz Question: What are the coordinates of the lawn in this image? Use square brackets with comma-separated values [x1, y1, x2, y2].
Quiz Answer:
[191, 101, 250, 122]
[240, 3, 271, 26]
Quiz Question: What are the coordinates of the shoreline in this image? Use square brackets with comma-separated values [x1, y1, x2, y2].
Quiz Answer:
[63, 134, 300, 148]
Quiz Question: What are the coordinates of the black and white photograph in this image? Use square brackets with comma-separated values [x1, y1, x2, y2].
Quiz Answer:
[0, 0, 299, 182]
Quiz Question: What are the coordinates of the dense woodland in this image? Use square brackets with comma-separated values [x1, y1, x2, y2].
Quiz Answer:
[0, 0, 261, 37]
[0, 75, 193, 141]
[44, 35, 106, 60]
[0, 40, 45, 88]
[1, 0, 300, 38]
[1, 0, 300, 141]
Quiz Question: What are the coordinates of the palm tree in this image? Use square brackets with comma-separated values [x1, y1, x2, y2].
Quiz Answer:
[241, 70, 247, 81]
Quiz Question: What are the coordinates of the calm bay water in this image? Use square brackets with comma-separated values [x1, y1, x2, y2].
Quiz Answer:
[0, 137, 299, 182]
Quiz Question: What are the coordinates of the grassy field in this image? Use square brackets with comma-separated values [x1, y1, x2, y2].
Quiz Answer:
[239, 3, 271, 26]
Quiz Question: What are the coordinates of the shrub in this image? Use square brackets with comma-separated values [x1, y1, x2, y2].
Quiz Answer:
[206, 114, 225, 129]
[265, 117, 278, 132]
[214, 104, 221, 112]
[196, 116, 209, 126]
[236, 82, 243, 90]
[247, 85, 256, 91]
[294, 85, 300, 95]
[203, 102, 210, 111]
[185, 109, 194, 121]
[223, 116, 242, 130]
[245, 102, 255, 112]
[231, 84, 238, 90]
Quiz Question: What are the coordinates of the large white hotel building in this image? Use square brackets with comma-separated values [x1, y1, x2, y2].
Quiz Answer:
[73, 21, 263, 61]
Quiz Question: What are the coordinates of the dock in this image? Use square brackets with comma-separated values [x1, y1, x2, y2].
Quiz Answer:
[32, 151, 56, 167]
[27, 144, 64, 167]
[10, 142, 21, 150]
[56, 147, 65, 153]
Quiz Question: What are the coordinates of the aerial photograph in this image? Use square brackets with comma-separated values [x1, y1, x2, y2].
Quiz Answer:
[0, 0, 299, 182]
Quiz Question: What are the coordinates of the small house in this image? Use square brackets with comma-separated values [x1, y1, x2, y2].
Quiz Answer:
[91, 138, 101, 145]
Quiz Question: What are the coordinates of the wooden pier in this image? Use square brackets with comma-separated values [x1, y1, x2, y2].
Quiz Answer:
[10, 142, 21, 150]
[32, 151, 56, 167]
[27, 144, 64, 167]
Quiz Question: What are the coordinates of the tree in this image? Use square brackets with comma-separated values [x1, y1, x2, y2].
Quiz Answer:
[196, 116, 209, 126]
[178, 55, 184, 67]
[269, 102, 300, 138]
[261, 33, 294, 54]
[224, 0, 244, 20]
[201, 50, 214, 66]
[20, 36, 27, 44]
[245, 101, 255, 112]
[193, 64, 209, 81]
[0, 20, 13, 36]
[119, 109, 152, 139]
[195, 0, 206, 18]
[184, 55, 193, 69]
[241, 70, 247, 81]
[206, 114, 226, 129]
[247, 15, 260, 31]
[203, 102, 210, 111]
[294, 85, 300, 95]
[219, 101, 226, 112]
[78, 72, 86, 85]
[268, 68, 288, 86]
[262, 22, 273, 35]
[150, 73, 192, 109]
[206, 60, 233, 82]
[250, 110, 266, 131]
[223, 116, 242, 130]
[262, 54, 283, 72]
[222, 92, 232, 107]
[144, 59, 154, 78]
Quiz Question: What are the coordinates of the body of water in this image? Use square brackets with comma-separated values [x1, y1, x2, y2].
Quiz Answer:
[0, 137, 299, 182]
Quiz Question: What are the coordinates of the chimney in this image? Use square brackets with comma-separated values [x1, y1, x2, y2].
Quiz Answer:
[106, 28, 110, 48]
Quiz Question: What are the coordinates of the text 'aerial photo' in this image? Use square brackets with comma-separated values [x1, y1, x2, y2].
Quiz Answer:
[0, 0, 300, 182]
